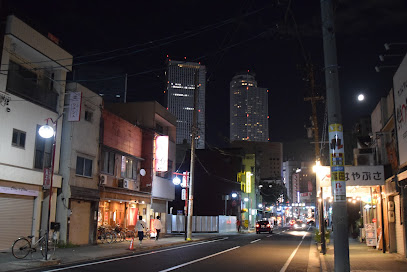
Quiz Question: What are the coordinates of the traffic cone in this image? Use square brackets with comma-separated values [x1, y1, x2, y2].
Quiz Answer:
[129, 237, 134, 250]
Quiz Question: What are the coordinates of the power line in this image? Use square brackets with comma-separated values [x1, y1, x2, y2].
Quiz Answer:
[1, 5, 272, 69]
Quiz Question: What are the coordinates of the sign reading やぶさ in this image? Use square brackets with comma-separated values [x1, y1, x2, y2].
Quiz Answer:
[317, 165, 385, 188]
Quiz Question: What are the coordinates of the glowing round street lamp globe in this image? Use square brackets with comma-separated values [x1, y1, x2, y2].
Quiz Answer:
[172, 176, 181, 185]
[244, 198, 249, 202]
[357, 94, 365, 102]
[258, 204, 263, 208]
[38, 124, 54, 139]
[231, 193, 238, 198]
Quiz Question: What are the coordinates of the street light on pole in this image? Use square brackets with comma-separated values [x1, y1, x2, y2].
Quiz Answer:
[38, 115, 62, 260]
[173, 171, 189, 240]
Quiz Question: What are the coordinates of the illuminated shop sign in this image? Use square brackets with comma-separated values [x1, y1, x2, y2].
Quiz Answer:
[155, 136, 169, 172]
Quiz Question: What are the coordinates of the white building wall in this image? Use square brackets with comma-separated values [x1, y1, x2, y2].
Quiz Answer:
[0, 15, 72, 243]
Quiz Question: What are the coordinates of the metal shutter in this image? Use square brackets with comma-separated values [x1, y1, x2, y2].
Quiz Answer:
[0, 194, 34, 251]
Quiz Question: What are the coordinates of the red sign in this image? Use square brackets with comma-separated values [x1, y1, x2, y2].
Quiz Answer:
[43, 167, 51, 189]
[372, 218, 377, 223]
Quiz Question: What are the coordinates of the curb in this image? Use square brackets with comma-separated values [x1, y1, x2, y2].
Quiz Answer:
[7, 237, 218, 271]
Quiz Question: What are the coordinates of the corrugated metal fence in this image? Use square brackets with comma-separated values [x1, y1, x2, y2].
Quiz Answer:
[166, 215, 237, 233]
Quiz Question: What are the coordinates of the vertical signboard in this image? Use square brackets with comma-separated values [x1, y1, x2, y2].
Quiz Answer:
[245, 171, 252, 194]
[155, 136, 169, 172]
[43, 167, 51, 189]
[329, 123, 346, 202]
[393, 55, 407, 167]
[68, 92, 82, 122]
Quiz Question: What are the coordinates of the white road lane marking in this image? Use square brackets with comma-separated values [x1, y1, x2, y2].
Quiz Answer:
[250, 239, 261, 243]
[279, 233, 307, 272]
[43, 238, 229, 272]
[266, 235, 272, 238]
[159, 246, 240, 272]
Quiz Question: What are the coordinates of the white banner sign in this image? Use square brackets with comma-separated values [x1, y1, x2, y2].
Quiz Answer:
[68, 92, 82, 122]
[0, 186, 39, 197]
[316, 165, 385, 188]
[155, 136, 169, 172]
[393, 55, 407, 167]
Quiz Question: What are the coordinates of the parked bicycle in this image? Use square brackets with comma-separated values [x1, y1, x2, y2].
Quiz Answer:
[124, 227, 135, 241]
[97, 226, 114, 244]
[113, 225, 126, 242]
[12, 231, 57, 259]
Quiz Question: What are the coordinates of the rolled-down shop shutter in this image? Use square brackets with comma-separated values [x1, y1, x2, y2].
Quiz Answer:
[0, 194, 34, 251]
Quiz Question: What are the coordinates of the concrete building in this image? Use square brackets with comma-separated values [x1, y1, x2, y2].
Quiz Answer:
[166, 60, 205, 149]
[104, 101, 177, 232]
[56, 83, 102, 245]
[231, 141, 283, 180]
[97, 110, 150, 233]
[230, 71, 269, 142]
[0, 15, 72, 250]
[282, 161, 301, 202]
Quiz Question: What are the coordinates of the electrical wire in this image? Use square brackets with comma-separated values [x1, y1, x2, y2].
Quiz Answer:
[1, 4, 272, 69]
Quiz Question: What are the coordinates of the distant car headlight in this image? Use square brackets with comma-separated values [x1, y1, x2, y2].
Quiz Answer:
[294, 224, 298, 227]
[302, 224, 306, 227]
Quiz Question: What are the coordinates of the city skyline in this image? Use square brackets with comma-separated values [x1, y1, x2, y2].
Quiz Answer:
[4, 1, 407, 147]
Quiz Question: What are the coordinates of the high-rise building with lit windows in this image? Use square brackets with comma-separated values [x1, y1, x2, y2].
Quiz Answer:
[230, 71, 269, 142]
[166, 60, 206, 149]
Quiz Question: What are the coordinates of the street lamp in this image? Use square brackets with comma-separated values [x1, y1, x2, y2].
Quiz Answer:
[172, 172, 189, 240]
[38, 117, 59, 260]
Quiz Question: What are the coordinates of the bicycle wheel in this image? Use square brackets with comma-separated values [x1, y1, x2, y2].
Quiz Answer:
[97, 233, 105, 244]
[105, 232, 114, 244]
[12, 238, 31, 259]
[40, 239, 56, 258]
[120, 231, 126, 242]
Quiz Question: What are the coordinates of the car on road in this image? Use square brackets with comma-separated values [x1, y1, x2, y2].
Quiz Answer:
[256, 220, 273, 234]
[292, 220, 307, 230]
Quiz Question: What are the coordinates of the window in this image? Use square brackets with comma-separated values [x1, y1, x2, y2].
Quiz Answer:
[76, 156, 93, 177]
[101, 149, 115, 175]
[12, 129, 26, 148]
[34, 125, 52, 169]
[120, 156, 138, 179]
[85, 110, 93, 122]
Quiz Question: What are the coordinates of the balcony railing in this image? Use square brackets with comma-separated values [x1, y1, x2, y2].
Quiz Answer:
[6, 67, 58, 111]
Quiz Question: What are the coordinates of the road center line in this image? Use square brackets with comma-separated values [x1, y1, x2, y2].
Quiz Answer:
[159, 246, 240, 272]
[250, 239, 261, 243]
[43, 237, 229, 272]
[279, 233, 307, 272]
[266, 235, 272, 238]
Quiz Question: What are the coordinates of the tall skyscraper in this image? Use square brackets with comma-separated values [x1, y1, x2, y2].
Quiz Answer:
[230, 71, 269, 142]
[167, 60, 206, 149]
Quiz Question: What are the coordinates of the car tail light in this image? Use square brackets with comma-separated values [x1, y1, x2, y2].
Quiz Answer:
[256, 224, 259, 227]
[267, 224, 270, 227]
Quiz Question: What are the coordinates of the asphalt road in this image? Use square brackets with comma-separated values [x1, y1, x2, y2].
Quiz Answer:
[40, 228, 313, 272]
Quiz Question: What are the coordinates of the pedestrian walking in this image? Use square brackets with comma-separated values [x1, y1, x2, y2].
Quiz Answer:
[154, 216, 162, 240]
[136, 215, 146, 245]
[236, 219, 241, 232]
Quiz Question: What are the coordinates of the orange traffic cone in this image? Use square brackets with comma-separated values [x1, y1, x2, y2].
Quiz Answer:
[129, 237, 134, 250]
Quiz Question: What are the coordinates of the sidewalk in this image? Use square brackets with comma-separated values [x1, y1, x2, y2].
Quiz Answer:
[319, 238, 407, 272]
[0, 233, 223, 272]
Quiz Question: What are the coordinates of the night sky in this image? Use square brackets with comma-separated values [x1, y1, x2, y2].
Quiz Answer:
[6, 0, 407, 148]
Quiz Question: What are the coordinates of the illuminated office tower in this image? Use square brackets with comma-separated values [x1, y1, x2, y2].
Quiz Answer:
[167, 60, 206, 149]
[230, 71, 269, 142]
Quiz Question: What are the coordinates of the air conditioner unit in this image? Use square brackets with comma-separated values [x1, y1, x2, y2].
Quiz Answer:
[100, 174, 108, 185]
[123, 179, 131, 189]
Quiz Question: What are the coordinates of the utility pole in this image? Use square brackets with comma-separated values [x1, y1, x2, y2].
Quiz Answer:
[320, 0, 350, 271]
[187, 71, 199, 240]
[304, 63, 324, 159]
